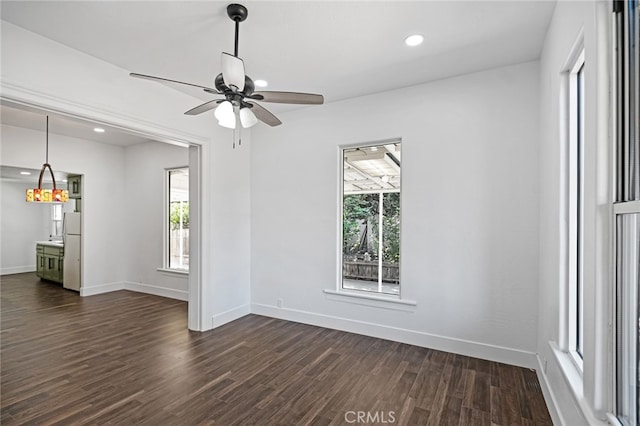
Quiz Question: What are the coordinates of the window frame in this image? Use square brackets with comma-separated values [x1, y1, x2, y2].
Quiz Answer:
[165, 166, 189, 272]
[612, 1, 640, 424]
[613, 202, 640, 426]
[567, 49, 586, 369]
[337, 139, 403, 300]
[51, 203, 63, 238]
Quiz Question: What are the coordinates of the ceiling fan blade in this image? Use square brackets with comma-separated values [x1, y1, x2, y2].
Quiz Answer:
[252, 91, 324, 105]
[184, 100, 222, 116]
[248, 102, 282, 127]
[221, 53, 245, 91]
[130, 73, 218, 93]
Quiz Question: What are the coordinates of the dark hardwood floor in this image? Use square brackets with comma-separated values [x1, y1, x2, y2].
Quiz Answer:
[1, 273, 553, 425]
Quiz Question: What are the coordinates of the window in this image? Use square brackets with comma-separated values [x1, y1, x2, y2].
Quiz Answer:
[167, 167, 189, 271]
[51, 204, 62, 238]
[568, 50, 585, 363]
[614, 1, 639, 424]
[341, 142, 401, 295]
[615, 210, 639, 426]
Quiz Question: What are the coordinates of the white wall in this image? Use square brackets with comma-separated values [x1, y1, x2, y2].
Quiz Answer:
[0, 179, 50, 274]
[1, 124, 126, 291]
[204, 133, 252, 328]
[536, 1, 612, 424]
[0, 21, 211, 146]
[1, 21, 253, 331]
[250, 61, 540, 367]
[123, 141, 189, 300]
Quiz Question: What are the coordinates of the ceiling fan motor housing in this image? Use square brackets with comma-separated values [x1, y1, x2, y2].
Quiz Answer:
[227, 4, 248, 22]
[215, 73, 255, 97]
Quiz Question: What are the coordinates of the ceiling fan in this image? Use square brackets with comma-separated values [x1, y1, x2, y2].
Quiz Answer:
[130, 3, 324, 131]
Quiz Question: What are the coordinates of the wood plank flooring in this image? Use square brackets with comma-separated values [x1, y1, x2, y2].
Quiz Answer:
[1, 273, 553, 425]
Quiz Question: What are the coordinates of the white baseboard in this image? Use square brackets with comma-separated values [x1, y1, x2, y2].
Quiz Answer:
[1, 265, 36, 275]
[536, 355, 564, 426]
[124, 281, 188, 301]
[212, 304, 251, 329]
[80, 281, 124, 296]
[79, 280, 188, 301]
[251, 303, 538, 369]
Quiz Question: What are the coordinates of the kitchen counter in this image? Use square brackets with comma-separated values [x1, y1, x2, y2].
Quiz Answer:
[35, 240, 64, 248]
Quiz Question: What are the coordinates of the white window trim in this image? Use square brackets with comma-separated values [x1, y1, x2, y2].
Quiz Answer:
[156, 267, 189, 276]
[612, 201, 640, 426]
[164, 166, 189, 272]
[51, 203, 63, 238]
[166, 266, 189, 273]
[323, 288, 416, 311]
[558, 33, 585, 381]
[329, 139, 412, 306]
[569, 48, 586, 367]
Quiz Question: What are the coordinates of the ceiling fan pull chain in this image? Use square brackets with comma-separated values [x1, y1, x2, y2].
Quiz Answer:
[233, 126, 238, 149]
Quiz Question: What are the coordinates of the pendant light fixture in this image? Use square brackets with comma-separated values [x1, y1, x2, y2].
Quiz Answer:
[25, 116, 69, 203]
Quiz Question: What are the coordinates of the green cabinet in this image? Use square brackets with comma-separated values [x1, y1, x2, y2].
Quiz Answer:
[36, 246, 44, 276]
[67, 175, 82, 199]
[36, 244, 64, 284]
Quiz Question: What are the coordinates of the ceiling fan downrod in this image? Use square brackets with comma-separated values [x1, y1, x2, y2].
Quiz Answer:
[227, 4, 248, 58]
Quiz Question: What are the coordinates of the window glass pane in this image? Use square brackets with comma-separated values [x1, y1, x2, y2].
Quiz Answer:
[168, 168, 189, 270]
[342, 143, 400, 295]
[342, 193, 380, 288]
[615, 2, 640, 424]
[630, 0, 639, 200]
[616, 213, 640, 426]
[51, 204, 63, 237]
[577, 62, 585, 358]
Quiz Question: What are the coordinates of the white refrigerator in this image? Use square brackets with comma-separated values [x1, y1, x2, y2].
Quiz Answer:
[63, 212, 81, 291]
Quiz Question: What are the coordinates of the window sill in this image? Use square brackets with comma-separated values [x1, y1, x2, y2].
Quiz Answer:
[549, 341, 614, 425]
[323, 289, 416, 311]
[550, 341, 585, 409]
[551, 341, 583, 388]
[157, 267, 189, 276]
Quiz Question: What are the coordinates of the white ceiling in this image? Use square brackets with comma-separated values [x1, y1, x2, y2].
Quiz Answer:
[0, 0, 556, 139]
[1, 165, 69, 186]
[0, 102, 152, 146]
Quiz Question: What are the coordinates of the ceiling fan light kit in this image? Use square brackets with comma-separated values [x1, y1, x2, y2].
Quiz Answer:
[129, 3, 324, 146]
[239, 107, 258, 128]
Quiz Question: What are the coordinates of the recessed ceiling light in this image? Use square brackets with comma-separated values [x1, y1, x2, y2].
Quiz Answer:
[93, 127, 105, 133]
[254, 79, 268, 88]
[405, 34, 424, 47]
[20, 171, 31, 175]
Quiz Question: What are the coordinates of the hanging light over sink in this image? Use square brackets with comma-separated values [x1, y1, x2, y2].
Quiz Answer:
[25, 116, 69, 203]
